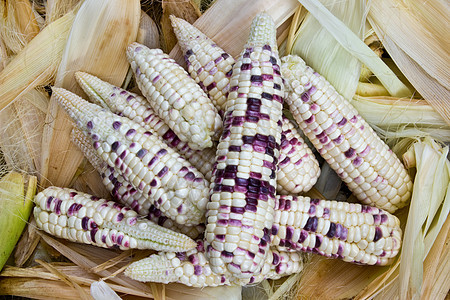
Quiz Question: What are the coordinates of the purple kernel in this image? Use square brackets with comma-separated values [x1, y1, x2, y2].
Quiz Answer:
[381, 214, 388, 223]
[315, 236, 322, 248]
[194, 265, 202, 275]
[54, 200, 62, 215]
[90, 228, 98, 242]
[69, 192, 77, 197]
[111, 141, 120, 151]
[46, 196, 54, 209]
[229, 219, 241, 226]
[148, 157, 158, 167]
[116, 213, 124, 222]
[241, 63, 252, 70]
[81, 217, 89, 231]
[150, 179, 157, 187]
[353, 156, 363, 166]
[308, 205, 316, 215]
[286, 226, 294, 240]
[337, 117, 347, 126]
[305, 115, 315, 124]
[304, 217, 318, 232]
[269, 56, 277, 65]
[374, 227, 382, 242]
[87, 121, 93, 130]
[136, 149, 148, 158]
[216, 234, 225, 241]
[344, 148, 356, 158]
[112, 121, 121, 130]
[221, 251, 233, 259]
[327, 223, 336, 238]
[250, 75, 262, 83]
[126, 129, 136, 137]
[263, 44, 272, 51]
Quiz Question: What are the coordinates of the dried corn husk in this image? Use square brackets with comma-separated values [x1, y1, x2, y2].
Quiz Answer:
[40, 0, 140, 189]
[137, 10, 160, 50]
[0, 9, 76, 112]
[0, 171, 37, 271]
[368, 0, 450, 125]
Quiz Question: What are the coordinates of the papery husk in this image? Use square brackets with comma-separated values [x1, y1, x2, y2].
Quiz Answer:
[45, 0, 82, 25]
[169, 0, 299, 64]
[161, 0, 201, 53]
[40, 0, 140, 189]
[351, 95, 450, 142]
[0, 9, 76, 112]
[0, 0, 40, 55]
[137, 10, 160, 50]
[368, 0, 450, 125]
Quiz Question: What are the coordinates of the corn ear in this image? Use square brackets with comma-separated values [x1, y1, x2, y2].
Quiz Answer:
[169, 0, 299, 64]
[0, 171, 37, 270]
[40, 0, 140, 188]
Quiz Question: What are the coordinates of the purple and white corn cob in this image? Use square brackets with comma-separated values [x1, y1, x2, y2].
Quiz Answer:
[124, 240, 303, 287]
[271, 195, 402, 265]
[277, 117, 320, 194]
[205, 13, 284, 279]
[71, 129, 205, 239]
[52, 87, 209, 226]
[75, 72, 216, 180]
[171, 15, 320, 194]
[126, 43, 222, 150]
[33, 187, 197, 252]
[281, 55, 413, 213]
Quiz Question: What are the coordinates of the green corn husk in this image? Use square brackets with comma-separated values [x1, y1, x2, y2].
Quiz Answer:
[0, 171, 37, 270]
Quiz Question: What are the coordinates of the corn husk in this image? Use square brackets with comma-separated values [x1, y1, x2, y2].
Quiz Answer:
[39, 0, 140, 189]
[368, 0, 450, 125]
[0, 9, 76, 112]
[295, 0, 412, 98]
[0, 171, 37, 271]
[289, 0, 364, 100]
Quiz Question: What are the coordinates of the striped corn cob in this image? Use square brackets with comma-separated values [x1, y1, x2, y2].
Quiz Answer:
[125, 240, 303, 287]
[75, 72, 217, 180]
[205, 13, 284, 279]
[278, 116, 320, 194]
[52, 87, 209, 226]
[126, 43, 222, 150]
[171, 16, 320, 194]
[171, 15, 235, 115]
[33, 187, 197, 251]
[281, 55, 413, 213]
[71, 129, 204, 239]
[271, 195, 402, 265]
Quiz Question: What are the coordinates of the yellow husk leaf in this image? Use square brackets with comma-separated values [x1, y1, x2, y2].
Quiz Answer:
[0, 9, 76, 112]
[290, 0, 364, 100]
[169, 0, 299, 64]
[39, 0, 140, 188]
[296, 0, 412, 98]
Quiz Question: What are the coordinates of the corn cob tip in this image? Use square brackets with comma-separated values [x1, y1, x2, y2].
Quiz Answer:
[245, 12, 277, 50]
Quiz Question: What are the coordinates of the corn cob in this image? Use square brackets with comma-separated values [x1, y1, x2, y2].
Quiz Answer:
[126, 42, 222, 150]
[75, 72, 216, 180]
[277, 116, 321, 194]
[170, 15, 235, 115]
[205, 13, 284, 279]
[281, 55, 413, 213]
[33, 186, 197, 252]
[125, 240, 303, 287]
[171, 16, 320, 194]
[71, 129, 204, 239]
[271, 195, 401, 265]
[52, 87, 209, 226]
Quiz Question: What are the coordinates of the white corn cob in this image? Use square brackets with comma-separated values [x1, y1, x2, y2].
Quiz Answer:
[281, 55, 413, 213]
[124, 240, 303, 287]
[52, 87, 209, 226]
[126, 42, 222, 150]
[205, 13, 284, 279]
[71, 129, 204, 239]
[75, 72, 216, 180]
[277, 116, 321, 194]
[33, 187, 197, 252]
[171, 16, 320, 194]
[171, 15, 235, 115]
[271, 195, 402, 265]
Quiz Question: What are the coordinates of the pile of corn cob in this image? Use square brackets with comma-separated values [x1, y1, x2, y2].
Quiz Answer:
[30, 13, 413, 288]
